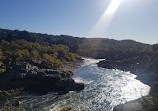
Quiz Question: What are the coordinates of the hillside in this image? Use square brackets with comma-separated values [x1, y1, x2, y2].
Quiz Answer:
[78, 38, 153, 59]
[0, 28, 154, 59]
[0, 29, 84, 107]
[0, 28, 157, 76]
[0, 28, 82, 53]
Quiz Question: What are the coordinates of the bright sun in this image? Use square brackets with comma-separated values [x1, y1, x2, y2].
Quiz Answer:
[89, 0, 124, 37]
[105, 0, 123, 15]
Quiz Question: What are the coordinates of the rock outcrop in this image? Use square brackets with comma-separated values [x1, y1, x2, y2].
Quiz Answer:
[113, 96, 151, 111]
[0, 60, 84, 93]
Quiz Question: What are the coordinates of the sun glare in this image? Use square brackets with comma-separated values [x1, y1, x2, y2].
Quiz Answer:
[105, 0, 123, 15]
[89, 0, 123, 37]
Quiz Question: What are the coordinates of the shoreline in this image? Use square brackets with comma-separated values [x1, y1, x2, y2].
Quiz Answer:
[0, 58, 84, 110]
[97, 59, 158, 111]
[97, 59, 157, 86]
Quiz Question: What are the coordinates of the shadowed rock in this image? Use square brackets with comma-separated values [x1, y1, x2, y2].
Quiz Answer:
[0, 60, 84, 93]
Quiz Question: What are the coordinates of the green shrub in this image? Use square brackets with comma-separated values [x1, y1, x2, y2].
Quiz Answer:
[0, 68, 6, 75]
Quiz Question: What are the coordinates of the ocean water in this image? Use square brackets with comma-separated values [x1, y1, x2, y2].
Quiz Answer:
[16, 58, 150, 111]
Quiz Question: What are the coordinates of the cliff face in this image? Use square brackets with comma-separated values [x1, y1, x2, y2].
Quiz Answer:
[0, 59, 84, 93]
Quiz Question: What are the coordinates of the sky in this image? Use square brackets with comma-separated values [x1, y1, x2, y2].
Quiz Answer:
[0, 0, 158, 44]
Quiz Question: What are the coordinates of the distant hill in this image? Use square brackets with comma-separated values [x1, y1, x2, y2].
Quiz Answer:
[0, 28, 82, 53]
[77, 38, 153, 58]
[0, 28, 156, 59]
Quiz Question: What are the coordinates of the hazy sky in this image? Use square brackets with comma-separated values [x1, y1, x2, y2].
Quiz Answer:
[0, 0, 158, 44]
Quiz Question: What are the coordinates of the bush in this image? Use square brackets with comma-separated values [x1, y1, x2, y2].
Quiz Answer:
[53, 60, 62, 69]
[0, 68, 6, 75]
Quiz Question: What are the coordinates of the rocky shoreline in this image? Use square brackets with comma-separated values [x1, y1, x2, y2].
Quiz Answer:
[0, 62, 84, 92]
[98, 58, 158, 111]
[0, 58, 84, 109]
[113, 96, 152, 111]
[98, 59, 158, 86]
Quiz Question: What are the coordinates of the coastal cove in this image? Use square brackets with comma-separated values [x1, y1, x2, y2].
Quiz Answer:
[10, 58, 150, 111]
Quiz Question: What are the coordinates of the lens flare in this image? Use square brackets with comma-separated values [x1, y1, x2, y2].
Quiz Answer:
[89, 0, 123, 37]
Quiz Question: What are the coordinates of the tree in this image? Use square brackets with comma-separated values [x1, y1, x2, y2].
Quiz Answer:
[31, 50, 39, 59]
[0, 49, 3, 60]
[153, 44, 158, 53]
